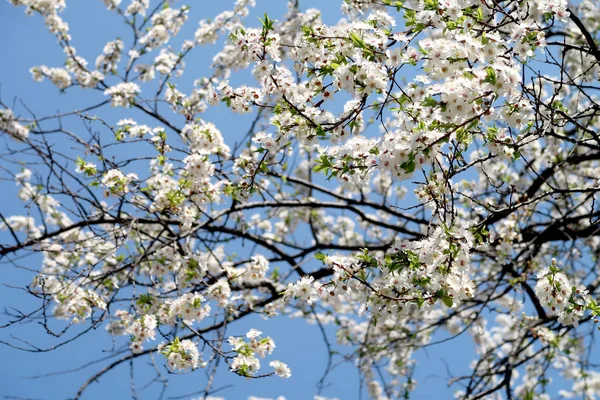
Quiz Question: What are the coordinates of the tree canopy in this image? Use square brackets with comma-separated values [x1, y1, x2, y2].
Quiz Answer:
[1, 0, 600, 398]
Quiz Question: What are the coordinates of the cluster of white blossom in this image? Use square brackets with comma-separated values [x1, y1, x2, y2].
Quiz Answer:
[229, 329, 290, 378]
[218, 82, 263, 114]
[139, 5, 189, 50]
[115, 118, 152, 139]
[536, 0, 570, 21]
[154, 48, 183, 76]
[64, 51, 104, 88]
[104, 82, 141, 107]
[108, 290, 211, 353]
[181, 121, 230, 157]
[166, 292, 211, 324]
[29, 65, 71, 89]
[124, 0, 148, 16]
[0, 215, 41, 239]
[102, 0, 120, 11]
[194, 0, 255, 45]
[534, 259, 590, 326]
[101, 168, 137, 195]
[285, 225, 475, 317]
[110, 311, 157, 353]
[95, 39, 123, 74]
[0, 108, 30, 140]
[29, 276, 108, 325]
[159, 337, 203, 370]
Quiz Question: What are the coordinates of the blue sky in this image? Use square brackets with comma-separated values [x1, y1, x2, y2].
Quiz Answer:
[0, 1, 482, 399]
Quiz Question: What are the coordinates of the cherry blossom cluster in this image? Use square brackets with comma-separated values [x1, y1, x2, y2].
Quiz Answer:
[104, 82, 141, 107]
[159, 337, 203, 371]
[229, 329, 290, 379]
[0, 108, 30, 140]
[534, 259, 591, 326]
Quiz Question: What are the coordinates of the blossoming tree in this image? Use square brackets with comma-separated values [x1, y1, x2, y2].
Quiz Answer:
[1, 0, 600, 398]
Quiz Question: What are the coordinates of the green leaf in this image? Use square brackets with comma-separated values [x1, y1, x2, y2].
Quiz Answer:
[315, 252, 327, 262]
[442, 296, 454, 307]
[421, 96, 438, 108]
[349, 32, 366, 49]
[483, 66, 497, 85]
[475, 6, 484, 22]
[399, 153, 416, 173]
[259, 13, 274, 34]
